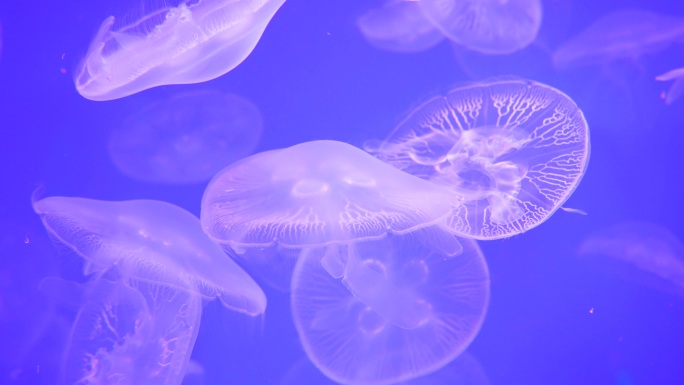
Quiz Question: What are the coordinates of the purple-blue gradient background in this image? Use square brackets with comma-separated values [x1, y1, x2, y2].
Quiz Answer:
[1, 0, 684, 384]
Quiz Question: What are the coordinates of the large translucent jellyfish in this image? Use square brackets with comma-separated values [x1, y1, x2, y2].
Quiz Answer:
[45, 276, 202, 385]
[33, 196, 267, 316]
[290, 236, 490, 385]
[552, 9, 684, 70]
[74, 0, 287, 101]
[578, 222, 684, 296]
[418, 0, 542, 55]
[108, 89, 263, 184]
[657, 67, 684, 105]
[366, 79, 590, 240]
[201, 140, 464, 288]
[356, 0, 445, 54]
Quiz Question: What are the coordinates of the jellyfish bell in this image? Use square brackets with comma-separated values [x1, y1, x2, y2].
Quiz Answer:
[366, 78, 590, 240]
[74, 0, 287, 101]
[418, 0, 543, 55]
[32, 196, 266, 316]
[201, 140, 464, 288]
[290, 235, 490, 385]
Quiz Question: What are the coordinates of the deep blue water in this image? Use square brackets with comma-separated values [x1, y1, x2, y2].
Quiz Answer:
[1, 0, 684, 384]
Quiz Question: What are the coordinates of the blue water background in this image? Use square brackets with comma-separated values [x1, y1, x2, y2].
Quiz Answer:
[1, 0, 683, 384]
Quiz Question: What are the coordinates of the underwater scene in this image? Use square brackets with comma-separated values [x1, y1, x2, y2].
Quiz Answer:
[0, 0, 683, 384]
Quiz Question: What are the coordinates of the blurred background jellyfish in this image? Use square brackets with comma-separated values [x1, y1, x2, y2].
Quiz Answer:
[108, 89, 264, 184]
[74, 0, 287, 101]
[578, 221, 684, 297]
[44, 275, 203, 385]
[290, 236, 490, 385]
[552, 9, 684, 71]
[418, 0, 542, 55]
[33, 196, 267, 316]
[366, 78, 590, 240]
[201, 140, 463, 290]
[657, 67, 684, 105]
[356, 0, 445, 54]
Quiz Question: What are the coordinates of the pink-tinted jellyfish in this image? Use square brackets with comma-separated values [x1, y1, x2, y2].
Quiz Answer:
[356, 0, 445, 54]
[418, 0, 542, 55]
[201, 140, 463, 289]
[45, 276, 202, 385]
[74, 0, 287, 101]
[657, 67, 684, 105]
[290, 236, 490, 385]
[33, 196, 266, 316]
[578, 221, 684, 297]
[552, 9, 684, 70]
[366, 79, 590, 240]
[108, 89, 263, 184]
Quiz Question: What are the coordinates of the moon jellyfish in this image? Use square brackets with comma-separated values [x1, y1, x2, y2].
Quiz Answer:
[45, 276, 202, 385]
[356, 0, 445, 54]
[657, 67, 684, 105]
[366, 79, 590, 240]
[201, 140, 463, 289]
[74, 0, 287, 101]
[108, 89, 263, 184]
[418, 0, 542, 55]
[578, 222, 684, 297]
[290, 236, 489, 385]
[33, 196, 267, 316]
[552, 9, 684, 70]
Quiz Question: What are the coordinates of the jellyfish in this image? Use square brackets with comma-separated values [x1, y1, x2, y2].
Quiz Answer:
[418, 0, 542, 55]
[201, 140, 464, 289]
[290, 235, 490, 385]
[42, 275, 202, 385]
[366, 78, 590, 240]
[33, 196, 267, 316]
[356, 0, 445, 54]
[108, 89, 263, 184]
[552, 9, 684, 70]
[657, 67, 684, 105]
[578, 221, 684, 297]
[74, 0, 287, 101]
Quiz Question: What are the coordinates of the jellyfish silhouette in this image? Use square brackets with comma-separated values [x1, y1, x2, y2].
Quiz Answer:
[366, 78, 590, 240]
[108, 89, 263, 184]
[74, 0, 287, 101]
[578, 221, 684, 297]
[356, 0, 445, 53]
[33, 196, 267, 315]
[552, 9, 684, 70]
[43, 275, 202, 385]
[201, 140, 463, 289]
[657, 67, 684, 105]
[290, 235, 490, 385]
[418, 0, 542, 55]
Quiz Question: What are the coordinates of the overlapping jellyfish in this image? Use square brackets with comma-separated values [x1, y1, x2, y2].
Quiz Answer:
[74, 0, 287, 101]
[366, 78, 590, 240]
[552, 9, 684, 70]
[33, 197, 266, 384]
[108, 89, 264, 184]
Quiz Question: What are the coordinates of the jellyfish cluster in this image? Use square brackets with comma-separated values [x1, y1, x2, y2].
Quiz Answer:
[25, 0, 599, 384]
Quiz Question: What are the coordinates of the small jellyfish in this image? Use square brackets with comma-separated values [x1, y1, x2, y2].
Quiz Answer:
[33, 196, 267, 316]
[657, 67, 684, 105]
[552, 9, 684, 70]
[356, 0, 445, 54]
[74, 0, 287, 101]
[418, 0, 542, 55]
[46, 275, 202, 385]
[290, 236, 490, 385]
[578, 221, 684, 296]
[108, 89, 263, 184]
[366, 78, 590, 240]
[201, 140, 464, 288]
